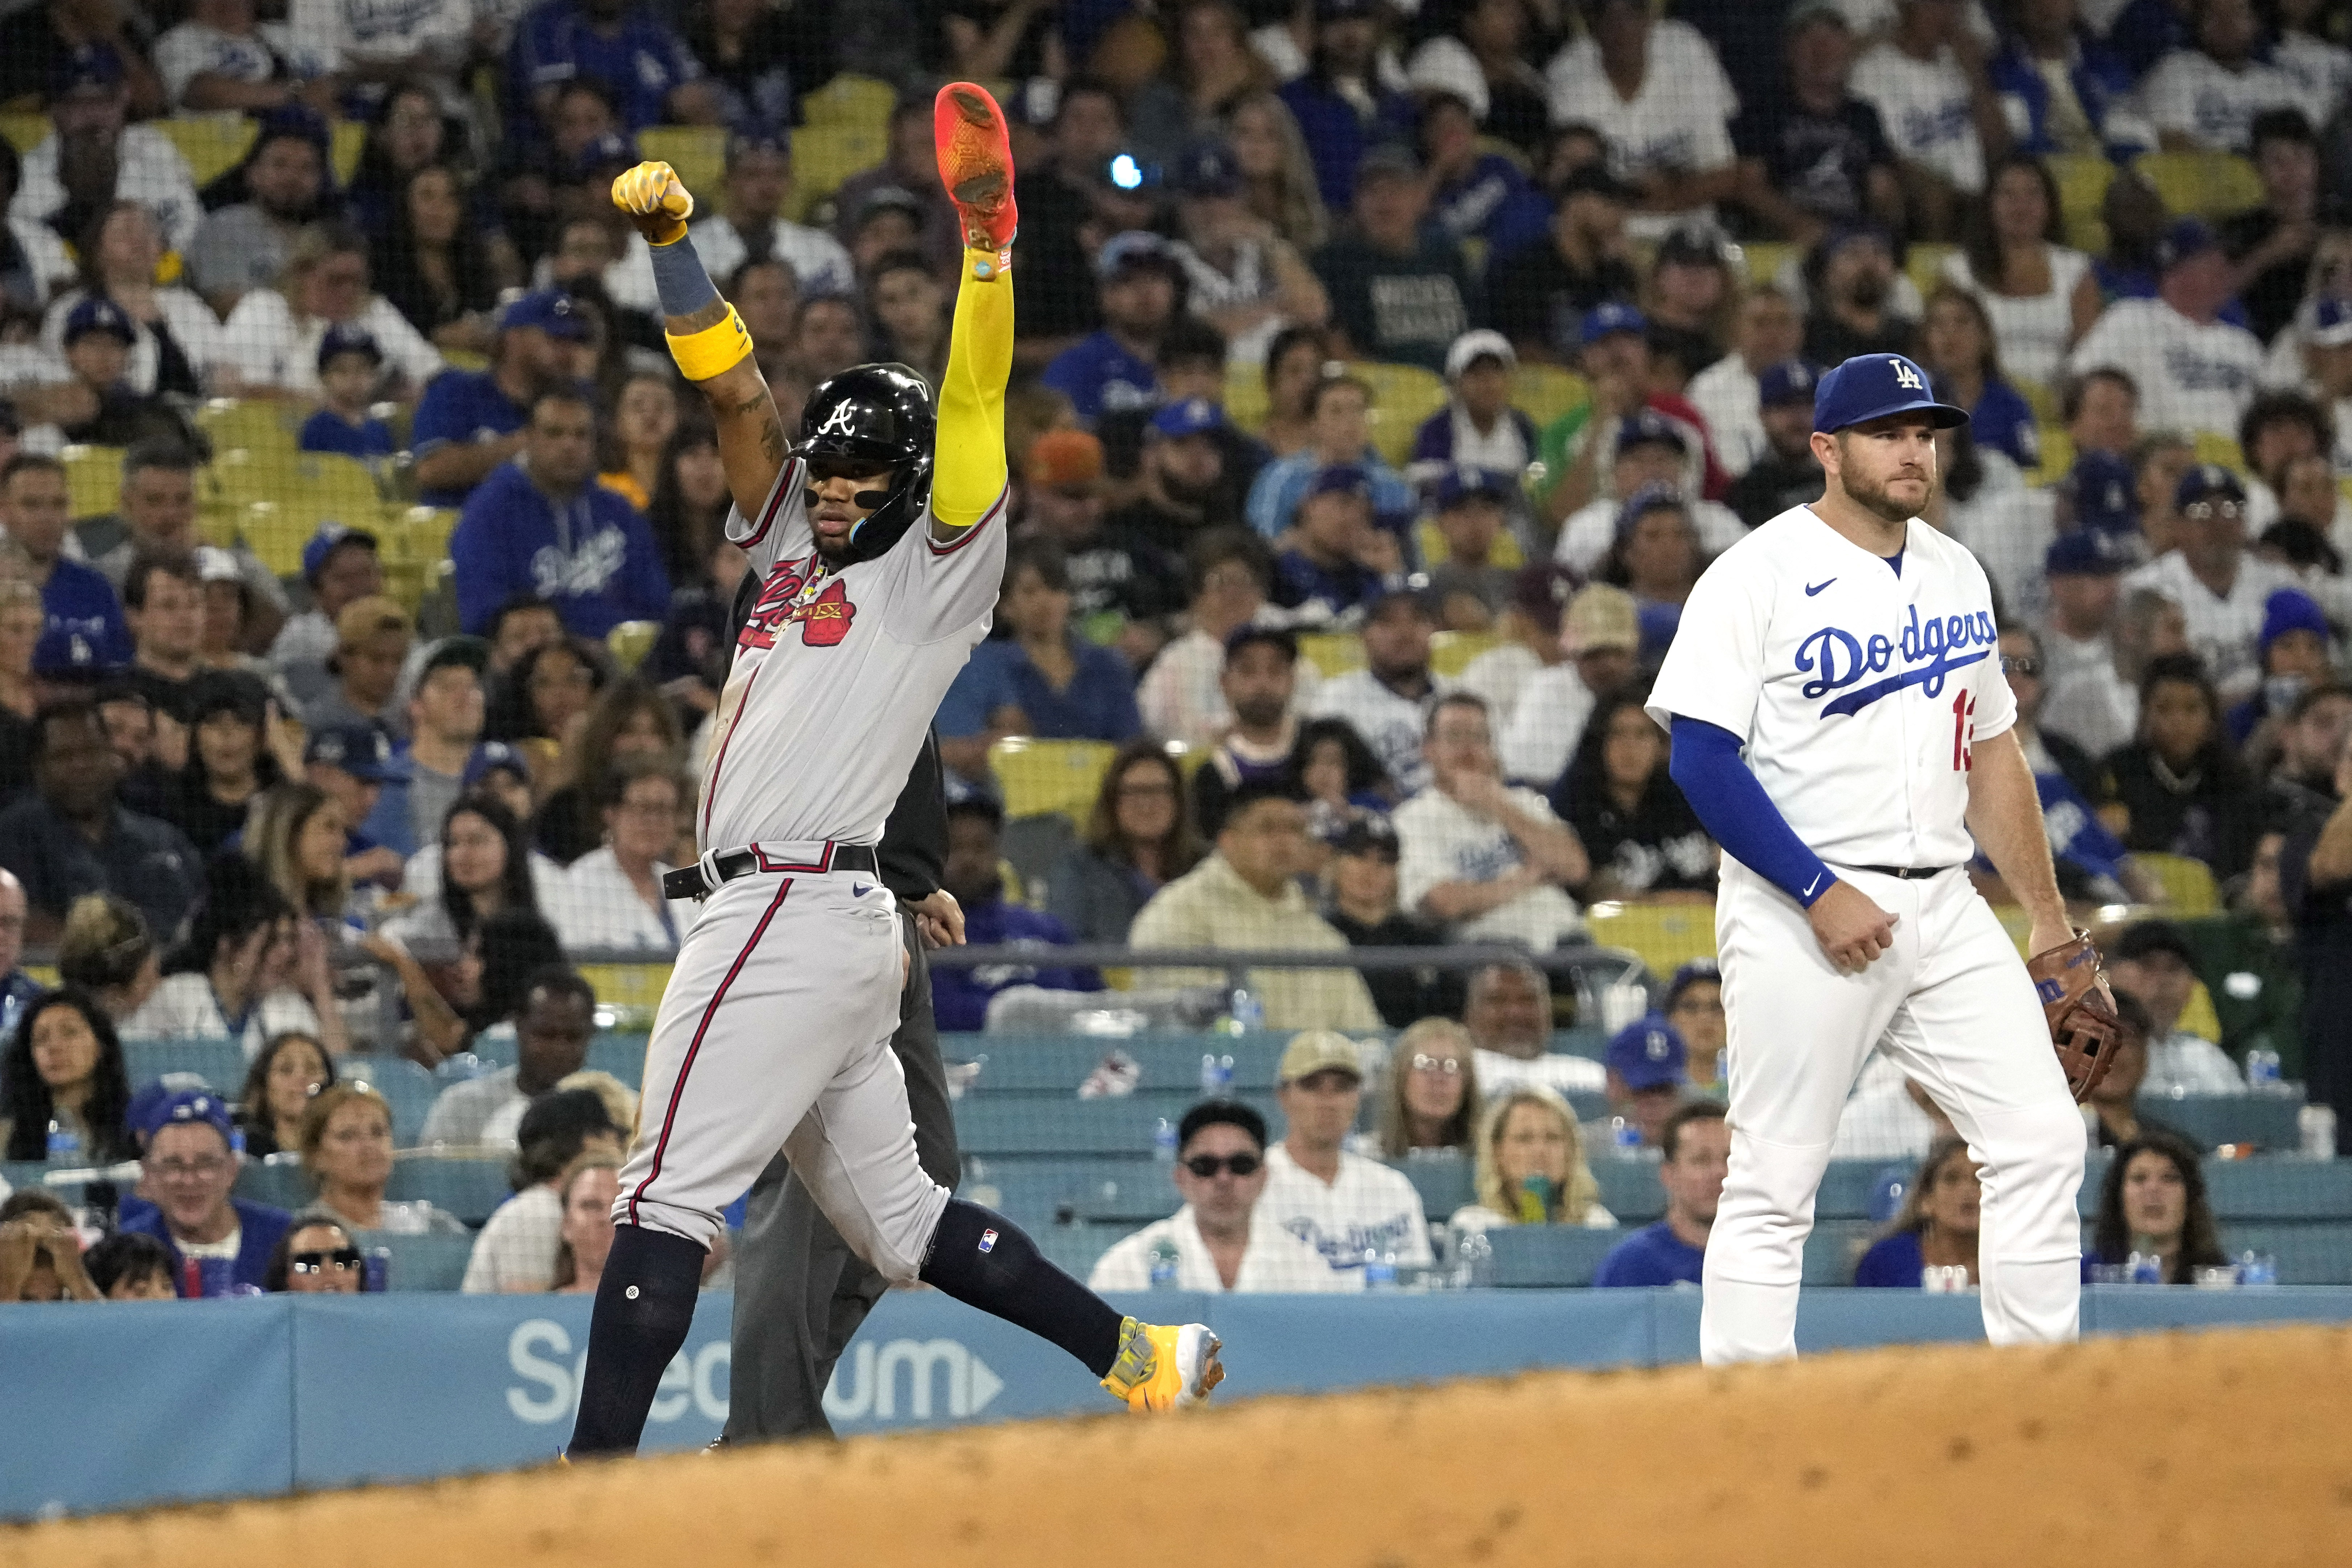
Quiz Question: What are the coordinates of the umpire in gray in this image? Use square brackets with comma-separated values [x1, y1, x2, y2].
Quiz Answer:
[717, 574, 963, 1441]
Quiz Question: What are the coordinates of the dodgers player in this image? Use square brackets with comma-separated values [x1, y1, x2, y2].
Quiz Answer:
[568, 84, 1220, 1459]
[1648, 354, 2089, 1364]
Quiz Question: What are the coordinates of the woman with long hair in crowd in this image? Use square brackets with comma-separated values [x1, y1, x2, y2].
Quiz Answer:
[2088, 1130, 2233, 1284]
[55, 894, 160, 1024]
[164, 676, 284, 855]
[248, 783, 360, 927]
[372, 164, 503, 354]
[298, 1082, 465, 1234]
[1553, 690, 1716, 901]
[1257, 324, 1331, 456]
[1919, 284, 2041, 470]
[1941, 151, 2099, 391]
[122, 853, 350, 1058]
[865, 251, 953, 389]
[1047, 740, 1206, 943]
[220, 224, 443, 400]
[1853, 1135, 1982, 1288]
[548, 1149, 624, 1293]
[262, 1218, 363, 1293]
[1224, 91, 1327, 253]
[1365, 1017, 1481, 1160]
[0, 579, 44, 807]
[2100, 653, 2263, 882]
[235, 1029, 334, 1159]
[530, 679, 683, 866]
[1599, 486, 1706, 658]
[1288, 715, 1395, 840]
[348, 82, 464, 238]
[387, 796, 549, 949]
[42, 201, 221, 397]
[1172, 0, 1270, 124]
[683, 0, 796, 138]
[1451, 1084, 1614, 1232]
[596, 370, 682, 511]
[448, 907, 570, 1039]
[645, 424, 740, 597]
[484, 637, 609, 777]
[0, 989, 136, 1162]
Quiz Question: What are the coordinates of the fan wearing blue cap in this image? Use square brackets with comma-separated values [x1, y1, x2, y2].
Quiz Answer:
[1725, 361, 1826, 529]
[2067, 215, 2264, 445]
[2225, 585, 2336, 746]
[1543, 342, 1742, 574]
[1271, 465, 1402, 623]
[411, 289, 592, 506]
[299, 326, 394, 462]
[1647, 348, 2097, 1365]
[57, 296, 183, 449]
[118, 1088, 294, 1296]
[1040, 231, 1183, 424]
[1600, 1015, 1689, 1148]
[1424, 466, 1520, 622]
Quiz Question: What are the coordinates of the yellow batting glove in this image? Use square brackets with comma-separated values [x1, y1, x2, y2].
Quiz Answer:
[611, 161, 694, 246]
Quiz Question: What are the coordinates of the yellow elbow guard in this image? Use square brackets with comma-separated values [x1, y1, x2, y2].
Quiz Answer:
[665, 305, 753, 382]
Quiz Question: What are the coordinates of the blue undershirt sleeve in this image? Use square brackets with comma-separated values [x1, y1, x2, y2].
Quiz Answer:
[1666, 715, 1837, 908]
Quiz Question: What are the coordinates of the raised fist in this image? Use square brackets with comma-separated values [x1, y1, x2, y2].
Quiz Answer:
[611, 161, 695, 245]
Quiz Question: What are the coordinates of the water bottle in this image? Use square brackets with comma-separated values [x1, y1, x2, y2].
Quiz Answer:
[1198, 1052, 1233, 1096]
[1453, 1226, 1494, 1290]
[2245, 1047, 2283, 1094]
[1151, 1118, 1177, 1164]
[2127, 1250, 2163, 1285]
[1610, 1117, 1644, 1157]
[2238, 1250, 2278, 1287]
[1362, 1246, 1398, 1290]
[362, 1247, 390, 1293]
[1226, 986, 1264, 1032]
[44, 1120, 79, 1161]
[2300, 1103, 2337, 1160]
[1146, 1237, 1181, 1288]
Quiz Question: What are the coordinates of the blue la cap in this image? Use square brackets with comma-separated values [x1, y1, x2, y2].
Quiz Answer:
[2261, 586, 2331, 655]
[63, 296, 135, 346]
[2044, 528, 2134, 577]
[1615, 407, 1687, 455]
[148, 1089, 236, 1146]
[1096, 230, 1179, 280]
[305, 722, 406, 784]
[462, 739, 531, 788]
[572, 129, 639, 178]
[2156, 216, 2222, 271]
[52, 42, 123, 97]
[32, 622, 125, 679]
[1580, 301, 1646, 345]
[1606, 1015, 1689, 1093]
[2314, 297, 2352, 348]
[2062, 450, 2139, 532]
[1307, 463, 1371, 501]
[1663, 958, 1719, 1009]
[317, 322, 383, 372]
[1811, 353, 1969, 436]
[1435, 466, 1512, 508]
[1756, 359, 1820, 407]
[301, 521, 379, 583]
[1149, 397, 1226, 440]
[499, 289, 592, 341]
[1172, 139, 1242, 198]
[1613, 479, 1686, 541]
[2175, 462, 2245, 510]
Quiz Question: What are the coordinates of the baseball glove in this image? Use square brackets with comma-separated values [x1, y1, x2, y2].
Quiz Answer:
[2027, 929, 2120, 1102]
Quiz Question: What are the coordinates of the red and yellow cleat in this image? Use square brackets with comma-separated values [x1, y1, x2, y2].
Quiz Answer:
[1099, 1318, 1224, 1413]
[934, 81, 1017, 275]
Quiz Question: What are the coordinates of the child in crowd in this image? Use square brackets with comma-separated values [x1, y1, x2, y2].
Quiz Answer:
[299, 325, 396, 462]
[1273, 466, 1401, 624]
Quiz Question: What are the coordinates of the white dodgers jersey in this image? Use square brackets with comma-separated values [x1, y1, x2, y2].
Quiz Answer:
[698, 458, 1008, 852]
[1646, 505, 2017, 871]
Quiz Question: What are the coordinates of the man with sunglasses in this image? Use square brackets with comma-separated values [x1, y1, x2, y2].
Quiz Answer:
[571, 85, 1222, 1460]
[1088, 1100, 1353, 1293]
[2119, 463, 2299, 705]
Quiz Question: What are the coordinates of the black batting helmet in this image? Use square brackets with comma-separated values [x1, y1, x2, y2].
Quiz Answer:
[792, 363, 936, 564]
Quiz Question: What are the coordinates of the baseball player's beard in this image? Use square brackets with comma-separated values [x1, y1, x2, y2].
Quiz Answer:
[1842, 466, 1933, 525]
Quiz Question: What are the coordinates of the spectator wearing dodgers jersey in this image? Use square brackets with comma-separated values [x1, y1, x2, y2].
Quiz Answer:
[2139, 0, 2304, 155]
[1543, 0, 1740, 242]
[1848, 0, 2009, 240]
[1258, 1028, 1435, 1279]
[1728, 3, 1907, 249]
[2119, 462, 2300, 704]
[2067, 219, 2263, 445]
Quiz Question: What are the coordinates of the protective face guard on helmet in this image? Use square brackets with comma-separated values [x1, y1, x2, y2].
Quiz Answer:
[792, 363, 937, 564]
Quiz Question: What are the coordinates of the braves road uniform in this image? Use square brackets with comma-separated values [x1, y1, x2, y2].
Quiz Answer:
[1649, 503, 2085, 1364]
[615, 457, 1006, 1280]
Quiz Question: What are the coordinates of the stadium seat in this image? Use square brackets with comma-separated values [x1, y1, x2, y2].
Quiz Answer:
[588, 1031, 649, 1087]
[800, 73, 895, 131]
[153, 115, 258, 188]
[2221, 1220, 2352, 1285]
[1803, 1220, 1876, 1284]
[235, 1156, 312, 1212]
[370, 1230, 476, 1291]
[966, 1156, 1180, 1225]
[2135, 150, 2263, 222]
[0, 1161, 49, 1193]
[989, 737, 1118, 826]
[1590, 1159, 1665, 1221]
[943, 1030, 1291, 1093]
[0, 112, 48, 154]
[1356, 362, 1448, 468]
[122, 1037, 246, 1097]
[1484, 1224, 1622, 1286]
[1296, 630, 1366, 677]
[195, 398, 299, 458]
[2137, 851, 2221, 916]
[2134, 1093, 2303, 1152]
[1430, 629, 1501, 676]
[607, 619, 659, 673]
[2047, 153, 2113, 253]
[210, 450, 386, 575]
[1509, 363, 1587, 430]
[1583, 902, 1717, 976]
[638, 125, 726, 207]
[952, 1092, 1283, 1156]
[341, 1055, 440, 1147]
[1416, 521, 1526, 570]
[330, 119, 364, 186]
[1739, 240, 1793, 288]
[1550, 1026, 1609, 1060]
[2192, 432, 2245, 472]
[575, 964, 671, 1022]
[789, 122, 888, 219]
[1222, 360, 1271, 433]
[60, 445, 126, 519]
[1389, 1150, 1476, 1221]
[2026, 425, 2071, 485]
[1905, 242, 1955, 304]
[388, 1155, 512, 1226]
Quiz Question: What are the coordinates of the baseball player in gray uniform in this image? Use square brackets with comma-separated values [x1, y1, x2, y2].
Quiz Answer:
[571, 87, 1220, 1458]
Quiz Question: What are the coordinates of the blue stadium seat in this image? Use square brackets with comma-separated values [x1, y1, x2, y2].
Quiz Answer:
[2200, 1159, 2352, 1220]
[1388, 1151, 1475, 1221]
[962, 1156, 1177, 1225]
[2223, 1221, 2352, 1285]
[1032, 1223, 1117, 1283]
[0, 1160, 49, 1192]
[1549, 1028, 1610, 1061]
[365, 1231, 476, 1292]
[1485, 1225, 1623, 1286]
[234, 1157, 313, 1212]
[340, 1056, 439, 1147]
[121, 1038, 247, 1097]
[589, 1033, 648, 1087]
[942, 1032, 1293, 1094]
[2142, 1095, 2303, 1152]
[388, 1156, 512, 1226]
[1591, 1160, 1665, 1221]
[1804, 1221, 1875, 1284]
[951, 1093, 1284, 1156]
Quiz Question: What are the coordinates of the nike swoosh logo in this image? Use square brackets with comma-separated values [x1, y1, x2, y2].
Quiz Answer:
[1803, 873, 1822, 899]
[852, 883, 873, 897]
[1805, 579, 1835, 596]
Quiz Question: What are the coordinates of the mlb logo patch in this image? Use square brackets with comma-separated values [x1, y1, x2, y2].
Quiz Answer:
[978, 1229, 998, 1254]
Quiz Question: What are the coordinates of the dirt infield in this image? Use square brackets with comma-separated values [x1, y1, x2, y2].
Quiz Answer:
[7, 1325, 2345, 1568]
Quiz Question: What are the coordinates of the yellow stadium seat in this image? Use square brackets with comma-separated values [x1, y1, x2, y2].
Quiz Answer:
[195, 397, 299, 458]
[0, 112, 48, 154]
[1430, 629, 1500, 677]
[801, 73, 896, 132]
[1354, 361, 1448, 468]
[2018, 379, 2057, 423]
[1415, 520, 1526, 570]
[1509, 362, 1587, 431]
[789, 122, 887, 219]
[607, 619, 659, 673]
[1223, 360, 1271, 433]
[1738, 240, 1793, 288]
[61, 445, 124, 519]
[1296, 630, 1366, 678]
[2024, 424, 2071, 484]
[330, 119, 364, 186]
[2135, 150, 2263, 221]
[576, 962, 672, 1018]
[1906, 242, 1955, 302]
[153, 115, 259, 189]
[1584, 902, 1718, 977]
[210, 451, 386, 575]
[2135, 851, 2221, 916]
[380, 504, 457, 565]
[2047, 153, 2114, 253]
[990, 737, 1119, 826]
[2192, 432, 2245, 472]
[640, 125, 727, 205]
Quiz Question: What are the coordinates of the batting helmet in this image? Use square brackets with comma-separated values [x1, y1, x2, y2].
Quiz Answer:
[792, 363, 936, 564]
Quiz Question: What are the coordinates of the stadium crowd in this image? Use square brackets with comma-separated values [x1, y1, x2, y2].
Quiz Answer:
[0, 0, 2347, 1302]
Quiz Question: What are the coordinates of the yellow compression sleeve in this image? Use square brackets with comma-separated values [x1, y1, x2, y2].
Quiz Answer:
[930, 246, 1014, 529]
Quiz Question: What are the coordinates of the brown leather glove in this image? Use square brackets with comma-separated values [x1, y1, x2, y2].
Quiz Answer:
[2027, 929, 2121, 1102]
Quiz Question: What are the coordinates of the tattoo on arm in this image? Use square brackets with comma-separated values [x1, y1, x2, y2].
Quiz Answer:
[731, 393, 786, 465]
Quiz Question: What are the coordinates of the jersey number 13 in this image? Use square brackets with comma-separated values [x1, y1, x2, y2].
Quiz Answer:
[1951, 691, 1978, 772]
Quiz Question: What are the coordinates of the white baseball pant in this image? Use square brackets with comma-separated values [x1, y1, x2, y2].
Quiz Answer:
[1703, 858, 2086, 1363]
[614, 846, 950, 1284]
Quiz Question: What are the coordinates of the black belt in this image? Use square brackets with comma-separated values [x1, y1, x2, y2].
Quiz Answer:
[662, 842, 880, 901]
[1851, 863, 1957, 880]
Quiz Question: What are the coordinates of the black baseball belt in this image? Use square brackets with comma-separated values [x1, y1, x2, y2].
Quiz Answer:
[1850, 863, 1958, 880]
[663, 841, 881, 901]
